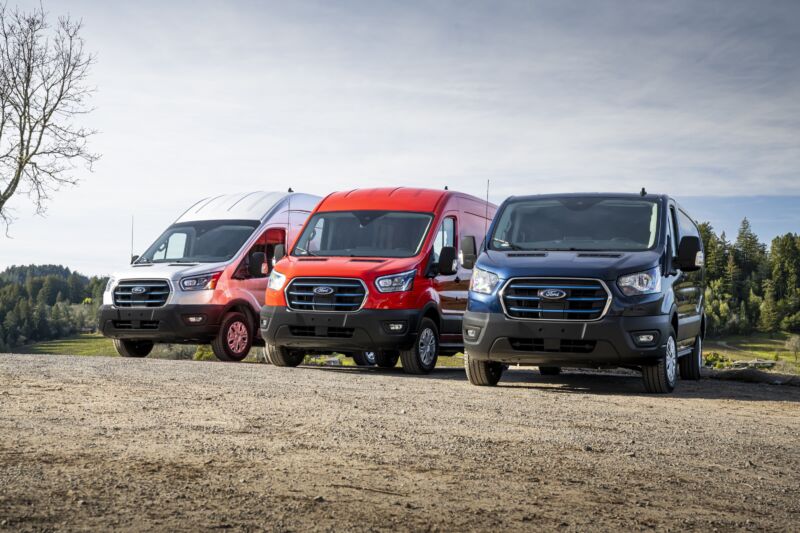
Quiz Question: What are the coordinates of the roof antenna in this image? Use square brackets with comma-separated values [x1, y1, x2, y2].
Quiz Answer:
[444, 185, 449, 190]
[287, 187, 294, 193]
[640, 187, 647, 197]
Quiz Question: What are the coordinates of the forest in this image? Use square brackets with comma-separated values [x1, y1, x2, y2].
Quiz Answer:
[0, 217, 798, 352]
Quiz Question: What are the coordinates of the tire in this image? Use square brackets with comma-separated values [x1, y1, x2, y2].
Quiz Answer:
[642, 329, 677, 393]
[539, 366, 561, 376]
[113, 339, 153, 358]
[679, 335, 703, 380]
[464, 351, 503, 386]
[399, 318, 439, 374]
[211, 312, 253, 362]
[264, 342, 305, 367]
[353, 351, 377, 366]
[374, 350, 399, 368]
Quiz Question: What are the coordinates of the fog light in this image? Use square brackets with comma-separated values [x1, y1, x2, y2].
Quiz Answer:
[632, 331, 658, 346]
[184, 315, 206, 324]
[464, 327, 481, 340]
[382, 321, 407, 334]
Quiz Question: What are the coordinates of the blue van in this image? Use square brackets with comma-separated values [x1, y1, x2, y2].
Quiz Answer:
[460, 192, 705, 393]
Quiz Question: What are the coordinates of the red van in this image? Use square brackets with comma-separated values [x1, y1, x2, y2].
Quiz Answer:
[259, 187, 497, 373]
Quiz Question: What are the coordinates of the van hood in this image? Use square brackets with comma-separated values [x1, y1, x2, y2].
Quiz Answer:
[477, 250, 662, 281]
[276, 256, 421, 281]
[111, 261, 231, 283]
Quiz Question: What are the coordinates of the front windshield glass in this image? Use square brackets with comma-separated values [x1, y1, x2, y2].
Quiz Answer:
[293, 211, 433, 258]
[490, 197, 659, 252]
[137, 219, 259, 263]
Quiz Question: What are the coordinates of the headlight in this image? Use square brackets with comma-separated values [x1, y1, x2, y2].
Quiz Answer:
[268, 270, 287, 291]
[105, 276, 116, 293]
[470, 267, 500, 294]
[617, 267, 661, 296]
[180, 272, 222, 291]
[375, 269, 416, 293]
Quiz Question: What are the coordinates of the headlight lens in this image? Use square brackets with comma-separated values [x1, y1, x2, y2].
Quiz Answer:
[375, 269, 416, 293]
[470, 267, 500, 294]
[617, 267, 661, 296]
[105, 276, 116, 293]
[180, 272, 222, 291]
[268, 270, 287, 291]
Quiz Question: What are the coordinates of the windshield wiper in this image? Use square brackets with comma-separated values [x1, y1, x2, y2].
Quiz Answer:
[294, 246, 317, 257]
[492, 238, 523, 251]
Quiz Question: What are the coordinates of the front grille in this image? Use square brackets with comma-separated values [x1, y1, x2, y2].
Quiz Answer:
[509, 338, 597, 353]
[285, 278, 367, 312]
[501, 278, 609, 321]
[113, 280, 171, 308]
[288, 326, 355, 338]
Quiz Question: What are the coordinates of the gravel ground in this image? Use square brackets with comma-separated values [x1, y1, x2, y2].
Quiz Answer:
[1, 353, 799, 532]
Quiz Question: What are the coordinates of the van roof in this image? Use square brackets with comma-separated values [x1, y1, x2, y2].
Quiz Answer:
[505, 192, 669, 202]
[176, 191, 320, 223]
[319, 187, 479, 213]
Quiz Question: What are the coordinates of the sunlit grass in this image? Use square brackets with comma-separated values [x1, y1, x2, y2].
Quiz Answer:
[17, 333, 117, 357]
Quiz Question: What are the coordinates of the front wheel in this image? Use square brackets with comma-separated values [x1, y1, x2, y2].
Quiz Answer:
[113, 339, 153, 358]
[211, 312, 253, 362]
[679, 335, 703, 380]
[353, 351, 377, 366]
[374, 351, 399, 368]
[464, 351, 503, 386]
[399, 318, 439, 374]
[264, 343, 305, 367]
[642, 330, 677, 393]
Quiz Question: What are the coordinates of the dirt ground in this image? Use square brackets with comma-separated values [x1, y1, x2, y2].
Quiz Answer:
[1, 354, 799, 532]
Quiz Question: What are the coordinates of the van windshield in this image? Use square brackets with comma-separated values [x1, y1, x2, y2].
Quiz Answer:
[293, 211, 433, 258]
[490, 197, 659, 252]
[137, 220, 260, 263]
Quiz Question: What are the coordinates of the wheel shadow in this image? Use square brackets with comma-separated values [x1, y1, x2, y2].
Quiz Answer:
[295, 364, 800, 402]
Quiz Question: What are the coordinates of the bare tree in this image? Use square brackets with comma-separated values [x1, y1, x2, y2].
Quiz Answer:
[0, 4, 97, 229]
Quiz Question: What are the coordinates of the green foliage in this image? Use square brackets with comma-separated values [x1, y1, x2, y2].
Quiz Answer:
[0, 264, 108, 351]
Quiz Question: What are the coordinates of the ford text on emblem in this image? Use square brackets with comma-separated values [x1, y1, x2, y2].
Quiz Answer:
[131, 286, 147, 294]
[539, 288, 567, 300]
[314, 286, 334, 295]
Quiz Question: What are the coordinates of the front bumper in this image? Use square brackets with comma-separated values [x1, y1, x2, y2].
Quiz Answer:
[260, 306, 421, 352]
[463, 311, 671, 366]
[98, 304, 225, 343]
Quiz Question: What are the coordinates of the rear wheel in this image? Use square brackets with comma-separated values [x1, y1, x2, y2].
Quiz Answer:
[113, 339, 153, 358]
[264, 342, 305, 367]
[374, 350, 399, 368]
[539, 366, 561, 376]
[464, 351, 503, 386]
[399, 318, 439, 374]
[211, 312, 252, 362]
[353, 351, 377, 366]
[642, 330, 677, 393]
[679, 335, 703, 380]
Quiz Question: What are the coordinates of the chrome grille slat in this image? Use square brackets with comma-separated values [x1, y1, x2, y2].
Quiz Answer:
[285, 278, 367, 312]
[501, 277, 610, 321]
[113, 280, 171, 308]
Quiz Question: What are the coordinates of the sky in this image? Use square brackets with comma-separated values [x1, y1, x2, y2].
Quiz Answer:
[1, 0, 799, 275]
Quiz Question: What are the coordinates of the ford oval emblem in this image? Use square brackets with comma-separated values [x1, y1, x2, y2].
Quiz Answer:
[539, 288, 567, 300]
[131, 286, 147, 294]
[314, 286, 334, 295]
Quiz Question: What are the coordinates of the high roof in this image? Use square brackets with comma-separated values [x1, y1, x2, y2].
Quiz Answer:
[319, 187, 452, 212]
[175, 192, 320, 223]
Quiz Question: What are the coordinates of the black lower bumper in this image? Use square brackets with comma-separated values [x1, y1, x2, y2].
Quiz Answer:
[463, 311, 671, 366]
[260, 306, 421, 352]
[98, 304, 225, 343]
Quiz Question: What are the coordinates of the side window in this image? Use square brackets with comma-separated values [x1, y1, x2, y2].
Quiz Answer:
[153, 231, 188, 261]
[678, 210, 700, 240]
[240, 228, 285, 278]
[432, 217, 456, 263]
[668, 207, 679, 256]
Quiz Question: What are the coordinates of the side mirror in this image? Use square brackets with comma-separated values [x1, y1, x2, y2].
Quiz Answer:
[248, 252, 266, 277]
[437, 246, 457, 276]
[131, 254, 139, 264]
[676, 236, 703, 272]
[273, 244, 286, 264]
[459, 236, 477, 269]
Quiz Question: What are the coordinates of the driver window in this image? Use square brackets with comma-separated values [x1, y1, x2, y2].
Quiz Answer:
[432, 217, 456, 263]
[153, 232, 188, 261]
[668, 207, 678, 256]
[240, 228, 286, 279]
